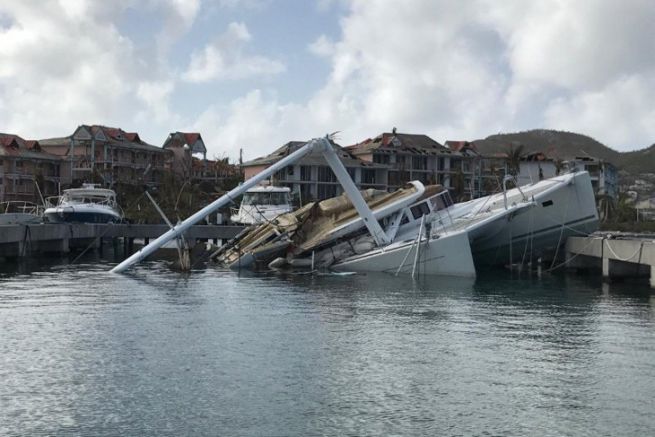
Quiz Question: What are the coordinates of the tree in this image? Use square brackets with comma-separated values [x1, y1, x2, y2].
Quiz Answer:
[505, 143, 525, 177]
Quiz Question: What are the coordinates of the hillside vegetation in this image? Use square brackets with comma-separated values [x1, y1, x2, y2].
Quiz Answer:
[473, 129, 621, 163]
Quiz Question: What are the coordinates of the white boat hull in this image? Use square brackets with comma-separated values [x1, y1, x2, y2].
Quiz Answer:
[468, 171, 599, 266]
[44, 204, 122, 223]
[332, 230, 476, 277]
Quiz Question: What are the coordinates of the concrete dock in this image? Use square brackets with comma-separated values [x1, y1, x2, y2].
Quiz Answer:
[0, 223, 243, 258]
[566, 234, 655, 287]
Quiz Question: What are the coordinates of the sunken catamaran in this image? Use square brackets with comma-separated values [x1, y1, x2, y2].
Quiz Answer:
[111, 136, 598, 276]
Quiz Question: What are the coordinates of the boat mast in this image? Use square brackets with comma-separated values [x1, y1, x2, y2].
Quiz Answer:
[111, 136, 390, 273]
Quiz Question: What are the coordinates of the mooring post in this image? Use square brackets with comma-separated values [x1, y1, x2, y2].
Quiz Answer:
[602, 238, 610, 282]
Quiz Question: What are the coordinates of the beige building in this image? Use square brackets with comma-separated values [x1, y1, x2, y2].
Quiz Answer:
[242, 140, 388, 202]
[349, 131, 477, 199]
[0, 134, 62, 202]
[39, 125, 170, 187]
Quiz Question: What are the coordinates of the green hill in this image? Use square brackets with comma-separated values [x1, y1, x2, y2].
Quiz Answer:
[616, 144, 655, 175]
[473, 129, 621, 163]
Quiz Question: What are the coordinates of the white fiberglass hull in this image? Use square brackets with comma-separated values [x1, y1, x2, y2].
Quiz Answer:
[44, 204, 122, 223]
[332, 230, 476, 277]
[467, 171, 599, 266]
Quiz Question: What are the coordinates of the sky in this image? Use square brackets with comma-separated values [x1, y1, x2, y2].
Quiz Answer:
[0, 0, 654, 160]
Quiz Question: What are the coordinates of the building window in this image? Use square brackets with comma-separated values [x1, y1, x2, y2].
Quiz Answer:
[317, 184, 337, 199]
[412, 156, 427, 170]
[373, 153, 390, 165]
[362, 169, 376, 184]
[438, 157, 445, 171]
[317, 166, 336, 183]
[300, 166, 312, 181]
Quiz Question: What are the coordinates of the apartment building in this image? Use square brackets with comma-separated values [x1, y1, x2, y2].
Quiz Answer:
[39, 125, 170, 187]
[566, 156, 618, 202]
[242, 140, 388, 202]
[0, 134, 62, 202]
[349, 131, 476, 199]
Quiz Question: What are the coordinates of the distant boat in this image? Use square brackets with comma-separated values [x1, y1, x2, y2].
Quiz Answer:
[230, 185, 293, 225]
[0, 201, 44, 225]
[44, 184, 123, 223]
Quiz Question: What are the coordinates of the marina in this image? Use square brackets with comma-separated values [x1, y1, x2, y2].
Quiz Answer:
[0, 223, 242, 259]
[567, 234, 655, 286]
[1, 258, 655, 435]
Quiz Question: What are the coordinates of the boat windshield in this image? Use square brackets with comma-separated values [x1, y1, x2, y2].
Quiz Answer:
[429, 191, 454, 211]
[62, 193, 115, 205]
[242, 192, 289, 206]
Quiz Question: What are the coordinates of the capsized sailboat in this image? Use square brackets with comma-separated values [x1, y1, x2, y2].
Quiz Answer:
[212, 181, 433, 270]
[331, 171, 598, 275]
[214, 171, 598, 278]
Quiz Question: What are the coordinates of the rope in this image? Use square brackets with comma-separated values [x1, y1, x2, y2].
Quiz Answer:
[548, 189, 572, 270]
[544, 235, 601, 273]
[70, 223, 115, 264]
[70, 191, 146, 265]
[604, 239, 644, 262]
[20, 225, 32, 257]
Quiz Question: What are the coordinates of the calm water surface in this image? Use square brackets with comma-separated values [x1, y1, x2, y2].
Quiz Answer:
[1, 257, 655, 436]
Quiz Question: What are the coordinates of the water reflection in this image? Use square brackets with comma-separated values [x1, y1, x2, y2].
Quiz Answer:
[1, 262, 654, 435]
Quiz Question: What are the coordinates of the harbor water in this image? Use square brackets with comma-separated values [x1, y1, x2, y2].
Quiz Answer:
[1, 257, 655, 435]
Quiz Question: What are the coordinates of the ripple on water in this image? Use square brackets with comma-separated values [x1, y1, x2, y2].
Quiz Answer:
[0, 262, 654, 435]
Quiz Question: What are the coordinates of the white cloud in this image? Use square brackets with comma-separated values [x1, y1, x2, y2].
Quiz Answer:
[308, 35, 335, 57]
[188, 90, 309, 160]
[0, 1, 140, 138]
[2, 0, 655, 163]
[182, 22, 286, 83]
[545, 74, 655, 147]
[222, 0, 655, 159]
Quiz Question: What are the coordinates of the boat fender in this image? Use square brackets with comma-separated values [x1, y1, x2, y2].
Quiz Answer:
[268, 257, 288, 270]
[353, 238, 375, 254]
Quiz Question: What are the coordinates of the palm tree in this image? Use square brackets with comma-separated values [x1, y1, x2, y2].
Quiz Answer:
[505, 143, 525, 177]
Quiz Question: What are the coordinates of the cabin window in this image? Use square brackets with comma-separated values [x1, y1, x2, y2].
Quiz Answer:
[242, 192, 289, 206]
[410, 202, 431, 220]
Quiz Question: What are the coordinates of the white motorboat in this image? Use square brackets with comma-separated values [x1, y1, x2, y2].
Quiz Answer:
[230, 185, 293, 225]
[0, 201, 44, 225]
[44, 184, 123, 223]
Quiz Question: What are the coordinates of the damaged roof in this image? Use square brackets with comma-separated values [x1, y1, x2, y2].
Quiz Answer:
[242, 140, 388, 169]
[39, 125, 165, 153]
[0, 133, 61, 160]
[347, 132, 452, 156]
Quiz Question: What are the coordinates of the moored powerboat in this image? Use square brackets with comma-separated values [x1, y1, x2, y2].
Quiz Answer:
[44, 184, 123, 223]
[230, 185, 292, 225]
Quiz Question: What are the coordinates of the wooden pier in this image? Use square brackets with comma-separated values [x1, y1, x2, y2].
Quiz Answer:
[566, 235, 655, 287]
[0, 223, 243, 259]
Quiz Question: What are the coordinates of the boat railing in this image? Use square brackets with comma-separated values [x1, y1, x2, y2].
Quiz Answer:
[0, 201, 44, 216]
